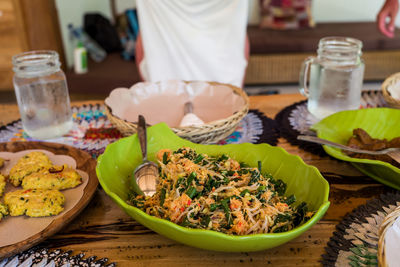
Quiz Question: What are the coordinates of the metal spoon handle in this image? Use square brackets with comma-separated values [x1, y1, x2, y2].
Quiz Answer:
[297, 135, 352, 150]
[184, 101, 193, 115]
[297, 135, 399, 155]
[137, 115, 148, 161]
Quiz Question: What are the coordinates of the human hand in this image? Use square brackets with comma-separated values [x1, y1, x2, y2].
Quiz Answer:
[377, 0, 399, 38]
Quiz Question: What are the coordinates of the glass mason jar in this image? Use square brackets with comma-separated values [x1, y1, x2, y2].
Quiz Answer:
[299, 37, 365, 120]
[12, 50, 73, 139]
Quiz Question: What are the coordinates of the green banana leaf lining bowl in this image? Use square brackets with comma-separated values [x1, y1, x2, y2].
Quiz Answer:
[311, 108, 400, 190]
[96, 123, 330, 252]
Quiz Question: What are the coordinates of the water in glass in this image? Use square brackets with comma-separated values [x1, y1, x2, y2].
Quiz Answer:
[13, 51, 73, 139]
[307, 62, 364, 119]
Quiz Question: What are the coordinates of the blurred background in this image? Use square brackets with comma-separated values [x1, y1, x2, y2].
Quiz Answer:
[1, 0, 399, 102]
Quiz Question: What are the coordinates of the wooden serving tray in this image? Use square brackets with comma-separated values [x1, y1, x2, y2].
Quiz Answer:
[0, 141, 98, 258]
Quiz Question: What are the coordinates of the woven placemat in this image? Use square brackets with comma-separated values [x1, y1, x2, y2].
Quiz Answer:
[0, 104, 121, 158]
[0, 246, 116, 267]
[0, 106, 279, 158]
[218, 109, 279, 146]
[275, 90, 388, 157]
[321, 191, 400, 266]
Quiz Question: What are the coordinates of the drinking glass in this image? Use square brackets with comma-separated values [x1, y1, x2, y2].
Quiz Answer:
[299, 37, 365, 120]
[12, 50, 73, 139]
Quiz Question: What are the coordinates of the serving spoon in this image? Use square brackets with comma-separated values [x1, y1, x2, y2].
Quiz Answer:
[297, 135, 400, 163]
[179, 101, 204, 127]
[134, 115, 159, 196]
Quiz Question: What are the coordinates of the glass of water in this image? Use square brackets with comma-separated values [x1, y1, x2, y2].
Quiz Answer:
[12, 50, 73, 139]
[299, 37, 365, 120]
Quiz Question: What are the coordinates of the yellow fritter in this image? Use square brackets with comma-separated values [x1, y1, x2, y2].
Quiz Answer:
[21, 164, 82, 190]
[0, 174, 5, 197]
[0, 157, 4, 168]
[4, 189, 65, 217]
[0, 203, 8, 221]
[9, 151, 52, 186]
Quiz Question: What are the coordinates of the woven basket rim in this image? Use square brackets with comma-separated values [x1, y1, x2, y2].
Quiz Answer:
[382, 72, 400, 108]
[378, 206, 400, 267]
[104, 81, 249, 131]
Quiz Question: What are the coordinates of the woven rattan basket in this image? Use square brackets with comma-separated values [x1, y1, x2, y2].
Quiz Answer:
[378, 206, 400, 266]
[382, 72, 400, 109]
[105, 81, 249, 144]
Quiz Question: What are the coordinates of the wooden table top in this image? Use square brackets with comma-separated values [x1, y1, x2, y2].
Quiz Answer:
[0, 94, 391, 266]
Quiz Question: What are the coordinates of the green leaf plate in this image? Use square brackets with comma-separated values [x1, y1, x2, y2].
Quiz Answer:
[96, 123, 330, 252]
[311, 108, 400, 190]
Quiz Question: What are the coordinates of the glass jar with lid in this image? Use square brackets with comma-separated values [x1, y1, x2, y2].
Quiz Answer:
[12, 50, 73, 139]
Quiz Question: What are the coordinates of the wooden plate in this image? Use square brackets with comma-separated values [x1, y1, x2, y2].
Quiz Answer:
[0, 141, 98, 258]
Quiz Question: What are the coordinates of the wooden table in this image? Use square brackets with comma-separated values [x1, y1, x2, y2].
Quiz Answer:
[0, 94, 391, 266]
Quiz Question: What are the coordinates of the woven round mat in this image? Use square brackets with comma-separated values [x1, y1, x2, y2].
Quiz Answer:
[217, 109, 279, 146]
[275, 90, 389, 156]
[0, 106, 279, 158]
[0, 246, 116, 267]
[322, 191, 400, 266]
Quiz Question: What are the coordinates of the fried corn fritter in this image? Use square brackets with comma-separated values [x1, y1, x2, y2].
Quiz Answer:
[4, 189, 65, 217]
[0, 203, 8, 221]
[9, 152, 52, 186]
[21, 164, 82, 190]
[0, 174, 5, 197]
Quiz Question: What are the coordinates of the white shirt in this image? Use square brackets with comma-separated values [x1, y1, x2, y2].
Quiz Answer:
[136, 0, 248, 88]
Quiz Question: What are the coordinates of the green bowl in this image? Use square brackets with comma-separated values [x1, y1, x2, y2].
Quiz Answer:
[311, 108, 400, 190]
[96, 123, 330, 252]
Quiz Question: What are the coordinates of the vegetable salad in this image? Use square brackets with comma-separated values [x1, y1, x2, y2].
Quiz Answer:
[129, 147, 314, 235]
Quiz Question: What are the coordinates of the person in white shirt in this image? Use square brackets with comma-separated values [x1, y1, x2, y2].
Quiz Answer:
[135, 0, 249, 88]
